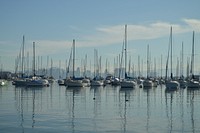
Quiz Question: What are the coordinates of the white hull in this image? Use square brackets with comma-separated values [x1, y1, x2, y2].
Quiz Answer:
[65, 79, 83, 87]
[26, 78, 49, 87]
[13, 79, 28, 86]
[143, 80, 153, 88]
[111, 78, 121, 86]
[187, 80, 200, 89]
[90, 80, 104, 86]
[82, 79, 91, 87]
[104, 80, 111, 85]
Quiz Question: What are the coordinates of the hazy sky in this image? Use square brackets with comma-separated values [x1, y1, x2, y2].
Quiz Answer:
[1, 0, 200, 75]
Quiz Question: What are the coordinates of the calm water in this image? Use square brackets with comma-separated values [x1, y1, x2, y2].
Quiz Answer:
[0, 82, 200, 133]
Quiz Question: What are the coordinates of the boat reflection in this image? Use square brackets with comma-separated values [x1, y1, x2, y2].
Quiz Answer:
[119, 87, 134, 132]
[1, 82, 200, 132]
[187, 89, 200, 133]
[14, 86, 44, 132]
[165, 89, 177, 133]
[65, 86, 84, 133]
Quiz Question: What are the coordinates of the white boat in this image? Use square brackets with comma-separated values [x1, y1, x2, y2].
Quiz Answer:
[91, 80, 104, 86]
[13, 36, 27, 87]
[111, 78, 121, 86]
[82, 78, 90, 87]
[13, 78, 27, 86]
[104, 79, 111, 85]
[187, 80, 200, 89]
[178, 43, 187, 88]
[165, 27, 180, 90]
[65, 78, 83, 87]
[143, 45, 153, 88]
[65, 40, 84, 88]
[57, 60, 65, 86]
[26, 76, 49, 87]
[187, 31, 200, 89]
[26, 42, 49, 87]
[143, 79, 153, 88]
[137, 78, 144, 85]
[120, 25, 136, 88]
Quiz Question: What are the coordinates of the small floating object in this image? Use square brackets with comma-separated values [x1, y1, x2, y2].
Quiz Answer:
[93, 98, 96, 100]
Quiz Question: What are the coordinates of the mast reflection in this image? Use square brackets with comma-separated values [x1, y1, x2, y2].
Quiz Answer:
[187, 89, 199, 133]
[65, 87, 82, 133]
[165, 90, 175, 133]
[119, 87, 133, 133]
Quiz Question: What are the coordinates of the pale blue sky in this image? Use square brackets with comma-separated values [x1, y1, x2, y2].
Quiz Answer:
[1, 0, 200, 76]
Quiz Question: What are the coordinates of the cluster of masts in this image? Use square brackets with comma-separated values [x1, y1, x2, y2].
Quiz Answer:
[1, 25, 199, 90]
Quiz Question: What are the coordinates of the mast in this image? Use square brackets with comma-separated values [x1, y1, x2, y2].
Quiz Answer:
[27, 52, 29, 76]
[33, 42, 36, 76]
[187, 57, 190, 78]
[94, 49, 97, 78]
[138, 55, 140, 77]
[72, 39, 75, 78]
[105, 58, 108, 76]
[165, 28, 171, 80]
[190, 31, 195, 76]
[141, 59, 143, 78]
[40, 56, 42, 75]
[59, 60, 61, 79]
[154, 58, 156, 78]
[176, 57, 179, 78]
[99, 56, 102, 77]
[83, 54, 87, 77]
[47, 56, 49, 76]
[119, 40, 124, 79]
[147, 44, 149, 79]
[22, 35, 25, 77]
[128, 56, 131, 76]
[50, 58, 53, 78]
[180, 42, 184, 77]
[124, 24, 127, 78]
[161, 54, 162, 78]
[170, 27, 173, 79]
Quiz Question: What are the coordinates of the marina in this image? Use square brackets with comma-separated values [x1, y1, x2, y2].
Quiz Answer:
[1, 1, 200, 133]
[0, 81, 200, 133]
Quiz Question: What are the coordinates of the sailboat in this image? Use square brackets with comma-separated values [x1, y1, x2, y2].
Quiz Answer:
[65, 39, 84, 87]
[90, 49, 104, 86]
[13, 35, 28, 86]
[111, 44, 124, 86]
[143, 45, 153, 88]
[178, 42, 187, 88]
[165, 27, 180, 90]
[120, 25, 137, 88]
[57, 60, 65, 85]
[187, 31, 200, 89]
[26, 42, 49, 87]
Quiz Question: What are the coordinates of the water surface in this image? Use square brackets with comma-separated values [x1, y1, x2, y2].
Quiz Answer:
[0, 82, 200, 133]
